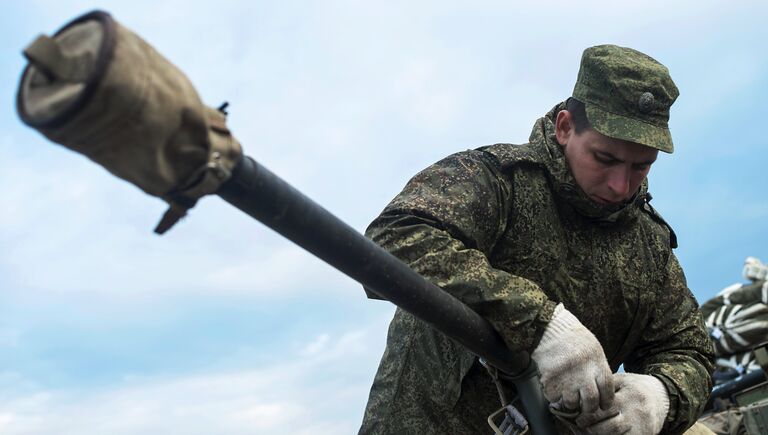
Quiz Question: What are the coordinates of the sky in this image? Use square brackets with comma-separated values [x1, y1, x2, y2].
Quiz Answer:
[1, 1, 767, 434]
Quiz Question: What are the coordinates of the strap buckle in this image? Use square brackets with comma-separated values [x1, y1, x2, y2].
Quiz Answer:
[487, 404, 530, 435]
[481, 358, 530, 435]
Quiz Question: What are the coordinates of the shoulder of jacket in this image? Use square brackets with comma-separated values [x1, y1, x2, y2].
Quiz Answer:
[476, 142, 539, 164]
[475, 142, 545, 170]
[636, 193, 679, 249]
[424, 148, 508, 178]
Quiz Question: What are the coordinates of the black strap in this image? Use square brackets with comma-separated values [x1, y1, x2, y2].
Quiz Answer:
[638, 193, 678, 249]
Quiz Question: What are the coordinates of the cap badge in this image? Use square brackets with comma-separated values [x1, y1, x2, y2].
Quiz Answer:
[638, 92, 655, 113]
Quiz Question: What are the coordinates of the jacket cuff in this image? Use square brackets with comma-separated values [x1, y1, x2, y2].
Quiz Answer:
[531, 299, 559, 350]
[653, 373, 685, 434]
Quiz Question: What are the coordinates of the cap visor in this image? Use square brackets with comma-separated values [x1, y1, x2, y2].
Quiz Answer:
[585, 104, 674, 153]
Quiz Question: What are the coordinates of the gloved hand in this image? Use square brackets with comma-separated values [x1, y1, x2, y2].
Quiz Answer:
[531, 303, 614, 413]
[575, 372, 670, 435]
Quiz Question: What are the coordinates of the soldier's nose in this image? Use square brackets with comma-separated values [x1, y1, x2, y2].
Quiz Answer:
[606, 167, 631, 199]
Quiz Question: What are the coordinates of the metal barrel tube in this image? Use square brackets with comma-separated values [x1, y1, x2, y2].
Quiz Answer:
[216, 156, 558, 434]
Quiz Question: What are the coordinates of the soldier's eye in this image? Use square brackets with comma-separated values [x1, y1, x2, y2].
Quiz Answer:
[594, 152, 616, 165]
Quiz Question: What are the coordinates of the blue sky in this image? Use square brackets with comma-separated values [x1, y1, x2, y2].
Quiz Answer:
[1, 1, 767, 433]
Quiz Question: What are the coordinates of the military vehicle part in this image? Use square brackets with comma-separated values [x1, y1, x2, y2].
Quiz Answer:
[16, 10, 242, 235]
[707, 368, 766, 411]
[16, 10, 558, 435]
[735, 380, 768, 408]
[741, 399, 768, 434]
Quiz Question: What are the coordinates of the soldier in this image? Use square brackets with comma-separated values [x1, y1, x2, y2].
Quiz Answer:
[359, 45, 714, 434]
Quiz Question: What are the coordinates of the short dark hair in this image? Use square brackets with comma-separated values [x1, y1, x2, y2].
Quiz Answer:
[565, 97, 591, 134]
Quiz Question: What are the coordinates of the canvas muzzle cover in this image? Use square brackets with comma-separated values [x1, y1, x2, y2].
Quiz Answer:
[16, 10, 243, 233]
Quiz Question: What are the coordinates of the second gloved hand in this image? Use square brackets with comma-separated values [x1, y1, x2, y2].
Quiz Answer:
[575, 372, 670, 435]
[531, 303, 614, 413]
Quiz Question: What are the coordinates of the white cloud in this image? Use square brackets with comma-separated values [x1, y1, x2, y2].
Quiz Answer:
[0, 315, 392, 435]
[0, 414, 14, 429]
[234, 402, 302, 430]
[300, 333, 330, 356]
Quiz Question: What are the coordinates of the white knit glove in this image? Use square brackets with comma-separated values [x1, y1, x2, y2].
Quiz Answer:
[531, 303, 614, 413]
[575, 373, 670, 435]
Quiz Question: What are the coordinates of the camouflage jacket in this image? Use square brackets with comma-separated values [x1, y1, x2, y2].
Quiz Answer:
[359, 103, 714, 435]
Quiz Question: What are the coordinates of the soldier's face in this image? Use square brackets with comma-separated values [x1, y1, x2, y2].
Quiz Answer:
[555, 110, 658, 205]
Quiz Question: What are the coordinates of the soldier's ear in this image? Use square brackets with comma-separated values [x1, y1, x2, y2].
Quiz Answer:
[555, 110, 574, 147]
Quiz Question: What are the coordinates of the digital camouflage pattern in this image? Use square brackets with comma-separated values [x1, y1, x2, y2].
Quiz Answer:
[359, 103, 714, 435]
[573, 44, 679, 153]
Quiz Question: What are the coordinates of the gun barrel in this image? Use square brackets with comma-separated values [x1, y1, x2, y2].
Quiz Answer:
[216, 156, 557, 434]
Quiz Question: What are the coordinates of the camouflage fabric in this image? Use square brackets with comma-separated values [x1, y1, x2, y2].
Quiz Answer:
[573, 44, 679, 153]
[359, 103, 714, 435]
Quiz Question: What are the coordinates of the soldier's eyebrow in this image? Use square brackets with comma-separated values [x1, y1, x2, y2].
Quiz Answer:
[595, 150, 656, 166]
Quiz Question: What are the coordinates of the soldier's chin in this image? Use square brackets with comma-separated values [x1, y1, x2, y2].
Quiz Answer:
[590, 194, 621, 205]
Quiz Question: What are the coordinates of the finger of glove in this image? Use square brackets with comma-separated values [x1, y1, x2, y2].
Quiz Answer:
[579, 378, 601, 414]
[596, 368, 615, 410]
[574, 406, 620, 429]
[581, 412, 631, 435]
[542, 377, 564, 404]
[561, 387, 581, 412]
[539, 362, 610, 411]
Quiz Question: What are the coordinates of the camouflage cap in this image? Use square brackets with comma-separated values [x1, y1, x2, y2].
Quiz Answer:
[572, 44, 679, 153]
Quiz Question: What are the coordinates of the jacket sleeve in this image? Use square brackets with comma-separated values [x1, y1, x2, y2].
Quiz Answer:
[624, 254, 715, 435]
[365, 150, 557, 353]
